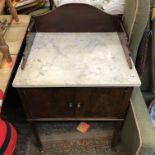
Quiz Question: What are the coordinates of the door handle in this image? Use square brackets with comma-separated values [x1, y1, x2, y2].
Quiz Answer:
[68, 102, 81, 108]
[68, 102, 73, 108]
[77, 103, 81, 108]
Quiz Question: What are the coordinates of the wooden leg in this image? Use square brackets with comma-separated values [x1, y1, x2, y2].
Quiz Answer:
[49, 0, 53, 10]
[29, 121, 44, 152]
[111, 121, 123, 148]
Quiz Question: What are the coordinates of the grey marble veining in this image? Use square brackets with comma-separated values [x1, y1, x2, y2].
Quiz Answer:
[13, 33, 141, 87]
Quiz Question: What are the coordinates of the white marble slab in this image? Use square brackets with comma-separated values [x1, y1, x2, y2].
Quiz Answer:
[13, 32, 141, 87]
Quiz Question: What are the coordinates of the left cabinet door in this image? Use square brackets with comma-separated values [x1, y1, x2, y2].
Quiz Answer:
[18, 88, 76, 119]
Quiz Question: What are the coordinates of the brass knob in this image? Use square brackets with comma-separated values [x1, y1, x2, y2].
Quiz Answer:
[77, 103, 81, 108]
[69, 102, 73, 108]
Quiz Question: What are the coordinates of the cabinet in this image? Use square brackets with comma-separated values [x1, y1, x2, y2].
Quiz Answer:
[18, 87, 132, 120]
[13, 32, 140, 151]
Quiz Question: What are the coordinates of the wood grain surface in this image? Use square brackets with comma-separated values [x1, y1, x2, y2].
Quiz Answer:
[17, 87, 132, 120]
[34, 4, 122, 32]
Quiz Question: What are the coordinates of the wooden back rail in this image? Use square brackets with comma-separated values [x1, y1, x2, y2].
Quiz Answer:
[33, 4, 122, 32]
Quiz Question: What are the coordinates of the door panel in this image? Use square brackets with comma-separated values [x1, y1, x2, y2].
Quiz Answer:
[20, 88, 75, 118]
[74, 88, 131, 118]
[18, 87, 132, 120]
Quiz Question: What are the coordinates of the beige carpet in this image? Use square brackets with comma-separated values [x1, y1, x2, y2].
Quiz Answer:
[27, 129, 123, 155]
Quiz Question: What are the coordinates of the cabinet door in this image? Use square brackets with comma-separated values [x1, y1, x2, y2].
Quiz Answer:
[19, 88, 76, 119]
[74, 88, 132, 119]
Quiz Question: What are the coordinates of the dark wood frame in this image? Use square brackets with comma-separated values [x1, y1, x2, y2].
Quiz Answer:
[33, 3, 122, 32]
[18, 87, 132, 120]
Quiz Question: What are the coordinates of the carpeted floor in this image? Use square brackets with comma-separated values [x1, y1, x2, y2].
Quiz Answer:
[14, 122, 124, 155]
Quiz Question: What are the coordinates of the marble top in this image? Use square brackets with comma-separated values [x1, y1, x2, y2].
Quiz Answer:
[13, 32, 141, 88]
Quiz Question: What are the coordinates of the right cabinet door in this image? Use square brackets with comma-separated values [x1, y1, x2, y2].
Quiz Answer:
[74, 87, 132, 119]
